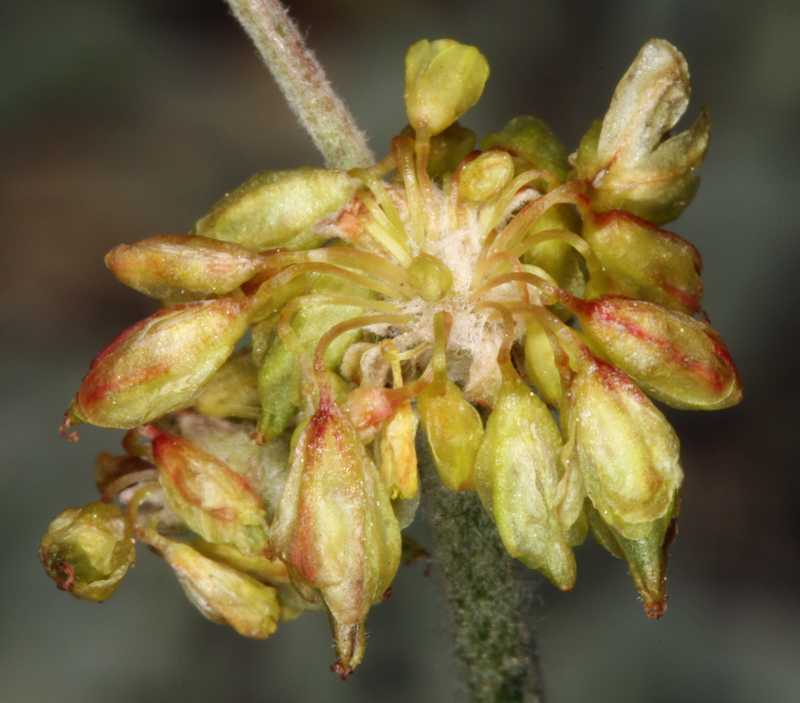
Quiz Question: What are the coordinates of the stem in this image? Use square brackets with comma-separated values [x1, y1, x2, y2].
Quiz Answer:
[418, 437, 547, 703]
[224, 0, 374, 169]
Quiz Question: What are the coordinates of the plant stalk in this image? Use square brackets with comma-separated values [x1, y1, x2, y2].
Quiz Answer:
[224, 0, 374, 169]
[419, 438, 547, 703]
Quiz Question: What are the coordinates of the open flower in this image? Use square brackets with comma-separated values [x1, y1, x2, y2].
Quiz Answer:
[44, 37, 741, 672]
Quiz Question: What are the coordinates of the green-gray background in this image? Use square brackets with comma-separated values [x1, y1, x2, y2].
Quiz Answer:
[2, 1, 798, 701]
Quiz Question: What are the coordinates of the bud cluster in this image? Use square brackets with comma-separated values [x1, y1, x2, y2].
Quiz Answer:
[43, 38, 741, 674]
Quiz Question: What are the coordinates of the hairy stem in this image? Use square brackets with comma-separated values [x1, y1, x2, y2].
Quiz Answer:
[419, 437, 547, 703]
[224, 0, 374, 169]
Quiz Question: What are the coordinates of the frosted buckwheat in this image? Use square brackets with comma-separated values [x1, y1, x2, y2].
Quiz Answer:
[44, 38, 741, 675]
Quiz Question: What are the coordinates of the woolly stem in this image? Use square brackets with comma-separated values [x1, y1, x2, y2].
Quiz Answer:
[418, 437, 547, 703]
[224, 0, 374, 169]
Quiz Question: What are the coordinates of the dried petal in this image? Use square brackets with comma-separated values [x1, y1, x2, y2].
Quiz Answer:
[378, 401, 419, 500]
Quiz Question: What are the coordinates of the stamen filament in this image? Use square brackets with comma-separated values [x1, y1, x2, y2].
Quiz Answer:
[313, 313, 413, 378]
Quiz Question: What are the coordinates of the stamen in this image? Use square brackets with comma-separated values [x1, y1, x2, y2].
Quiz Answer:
[350, 168, 410, 245]
[468, 270, 565, 305]
[392, 136, 426, 247]
[264, 248, 415, 298]
[489, 181, 585, 258]
[358, 192, 413, 265]
[313, 312, 414, 379]
[472, 301, 516, 364]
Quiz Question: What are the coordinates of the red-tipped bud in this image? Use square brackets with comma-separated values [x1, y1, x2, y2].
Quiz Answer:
[581, 205, 704, 315]
[270, 388, 401, 673]
[63, 296, 259, 433]
[573, 296, 742, 410]
[562, 354, 683, 542]
[105, 235, 262, 301]
[146, 428, 268, 556]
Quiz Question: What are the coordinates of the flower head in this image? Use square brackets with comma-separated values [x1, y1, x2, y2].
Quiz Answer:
[45, 38, 741, 671]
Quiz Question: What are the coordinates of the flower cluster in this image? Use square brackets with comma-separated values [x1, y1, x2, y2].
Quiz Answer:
[42, 38, 741, 675]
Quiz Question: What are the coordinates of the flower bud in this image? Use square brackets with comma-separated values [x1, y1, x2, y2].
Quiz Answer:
[174, 410, 291, 521]
[105, 235, 261, 301]
[378, 401, 419, 500]
[458, 151, 515, 202]
[147, 428, 269, 556]
[570, 40, 710, 225]
[524, 320, 563, 407]
[63, 296, 260, 433]
[39, 501, 135, 602]
[405, 39, 490, 138]
[474, 362, 576, 590]
[194, 347, 261, 421]
[343, 384, 415, 443]
[270, 389, 401, 674]
[563, 354, 683, 542]
[407, 253, 454, 302]
[193, 168, 358, 251]
[417, 378, 484, 492]
[188, 537, 316, 622]
[573, 296, 742, 410]
[581, 205, 704, 314]
[481, 115, 570, 181]
[147, 531, 280, 639]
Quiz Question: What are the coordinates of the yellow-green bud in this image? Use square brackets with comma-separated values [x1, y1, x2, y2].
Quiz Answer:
[404, 39, 490, 138]
[563, 354, 683, 542]
[407, 253, 454, 302]
[570, 40, 710, 225]
[188, 538, 315, 623]
[194, 347, 261, 421]
[147, 532, 280, 639]
[458, 151, 515, 202]
[481, 115, 570, 181]
[39, 501, 135, 602]
[423, 123, 478, 180]
[63, 296, 260, 433]
[475, 362, 576, 590]
[417, 378, 484, 492]
[581, 203, 704, 314]
[105, 235, 261, 301]
[193, 168, 358, 251]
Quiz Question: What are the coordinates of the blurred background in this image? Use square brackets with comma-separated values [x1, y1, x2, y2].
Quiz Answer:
[2, 1, 799, 701]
